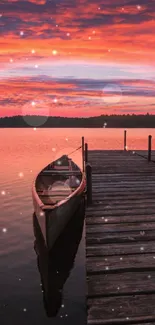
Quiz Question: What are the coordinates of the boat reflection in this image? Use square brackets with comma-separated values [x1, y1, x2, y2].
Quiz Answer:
[33, 198, 85, 317]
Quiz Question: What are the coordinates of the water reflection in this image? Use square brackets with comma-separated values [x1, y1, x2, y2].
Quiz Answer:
[33, 198, 85, 318]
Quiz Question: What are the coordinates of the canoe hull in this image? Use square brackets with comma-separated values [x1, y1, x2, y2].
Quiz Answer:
[33, 192, 84, 251]
[32, 194, 47, 242]
[32, 155, 86, 251]
[47, 193, 83, 249]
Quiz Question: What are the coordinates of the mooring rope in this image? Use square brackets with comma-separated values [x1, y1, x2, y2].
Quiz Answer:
[67, 145, 82, 156]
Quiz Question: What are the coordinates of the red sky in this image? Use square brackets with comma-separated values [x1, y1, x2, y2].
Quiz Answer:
[0, 0, 155, 118]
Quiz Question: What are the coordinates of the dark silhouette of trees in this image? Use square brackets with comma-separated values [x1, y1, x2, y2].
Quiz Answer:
[0, 114, 155, 128]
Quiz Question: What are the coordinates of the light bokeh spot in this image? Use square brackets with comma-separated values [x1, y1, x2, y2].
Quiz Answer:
[102, 84, 122, 104]
[22, 98, 50, 126]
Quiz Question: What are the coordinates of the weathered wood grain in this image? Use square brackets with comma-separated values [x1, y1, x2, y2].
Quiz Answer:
[86, 242, 155, 257]
[92, 172, 155, 177]
[86, 230, 155, 244]
[92, 181, 155, 186]
[87, 271, 155, 297]
[91, 177, 155, 183]
[87, 253, 155, 274]
[92, 168, 155, 174]
[86, 150, 155, 325]
[86, 222, 155, 234]
[86, 208, 155, 217]
[87, 294, 155, 324]
[86, 214, 155, 224]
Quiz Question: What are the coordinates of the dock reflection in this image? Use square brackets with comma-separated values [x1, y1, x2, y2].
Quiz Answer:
[33, 198, 85, 317]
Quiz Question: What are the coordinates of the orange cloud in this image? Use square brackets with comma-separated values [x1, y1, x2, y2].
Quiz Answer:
[28, 0, 46, 4]
[1, 0, 155, 116]
[0, 77, 155, 117]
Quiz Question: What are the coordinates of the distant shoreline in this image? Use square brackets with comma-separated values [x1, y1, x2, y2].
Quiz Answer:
[1, 127, 155, 129]
[0, 114, 155, 128]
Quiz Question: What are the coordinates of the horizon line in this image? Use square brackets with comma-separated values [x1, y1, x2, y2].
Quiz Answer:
[0, 113, 153, 119]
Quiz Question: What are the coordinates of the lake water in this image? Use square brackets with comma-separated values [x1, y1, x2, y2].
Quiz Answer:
[0, 128, 155, 325]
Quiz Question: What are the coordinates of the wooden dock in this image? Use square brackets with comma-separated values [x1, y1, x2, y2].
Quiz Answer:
[85, 149, 155, 325]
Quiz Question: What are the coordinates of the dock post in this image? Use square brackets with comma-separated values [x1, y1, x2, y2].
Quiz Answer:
[124, 130, 127, 151]
[82, 136, 85, 171]
[148, 135, 152, 162]
[86, 163, 92, 205]
[85, 143, 88, 164]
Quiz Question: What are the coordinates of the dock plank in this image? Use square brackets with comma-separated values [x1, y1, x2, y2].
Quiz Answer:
[86, 229, 155, 244]
[87, 253, 155, 274]
[87, 214, 155, 224]
[87, 271, 155, 297]
[86, 149, 155, 324]
[87, 294, 155, 324]
[86, 241, 155, 257]
[86, 208, 155, 217]
[86, 222, 155, 233]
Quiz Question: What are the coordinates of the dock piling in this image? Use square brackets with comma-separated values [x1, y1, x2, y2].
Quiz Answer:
[124, 130, 127, 151]
[85, 143, 88, 164]
[86, 163, 92, 205]
[82, 136, 85, 171]
[148, 135, 152, 162]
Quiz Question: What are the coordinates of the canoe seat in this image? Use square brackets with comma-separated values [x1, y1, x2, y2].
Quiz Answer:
[37, 188, 77, 194]
[40, 197, 59, 205]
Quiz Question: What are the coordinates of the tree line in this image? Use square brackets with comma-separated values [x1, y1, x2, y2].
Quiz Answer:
[0, 114, 154, 128]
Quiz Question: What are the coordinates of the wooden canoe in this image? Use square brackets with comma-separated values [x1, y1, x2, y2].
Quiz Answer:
[33, 197, 85, 317]
[32, 154, 86, 250]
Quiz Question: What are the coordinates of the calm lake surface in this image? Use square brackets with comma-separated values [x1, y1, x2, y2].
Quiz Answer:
[1, 128, 155, 325]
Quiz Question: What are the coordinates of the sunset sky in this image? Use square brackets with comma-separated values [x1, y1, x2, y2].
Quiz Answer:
[0, 0, 155, 118]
